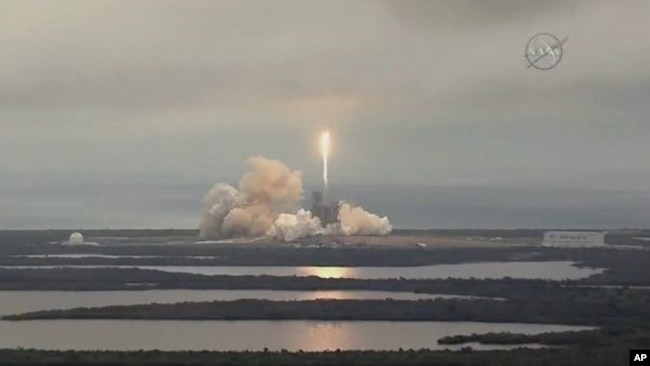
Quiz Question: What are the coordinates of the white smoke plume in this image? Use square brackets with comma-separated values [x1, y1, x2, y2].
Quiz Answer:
[338, 202, 392, 236]
[199, 156, 302, 239]
[267, 209, 323, 242]
[199, 156, 392, 242]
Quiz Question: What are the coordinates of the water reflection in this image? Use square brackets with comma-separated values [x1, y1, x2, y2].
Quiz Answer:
[295, 322, 349, 352]
[12, 254, 219, 259]
[0, 320, 594, 351]
[0, 290, 483, 316]
[299, 266, 355, 278]
[0, 261, 603, 280]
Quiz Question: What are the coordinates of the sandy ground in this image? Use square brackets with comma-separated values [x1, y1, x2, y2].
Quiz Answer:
[88, 233, 539, 248]
[336, 235, 536, 248]
[230, 234, 539, 249]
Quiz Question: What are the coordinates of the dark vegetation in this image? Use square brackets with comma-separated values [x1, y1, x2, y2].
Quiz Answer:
[3, 245, 650, 286]
[2, 230, 650, 364]
[0, 267, 631, 298]
[3, 288, 647, 365]
[0, 344, 644, 365]
[1, 267, 566, 294]
[437, 329, 605, 346]
[0, 247, 531, 266]
[5, 287, 650, 327]
[0, 243, 648, 274]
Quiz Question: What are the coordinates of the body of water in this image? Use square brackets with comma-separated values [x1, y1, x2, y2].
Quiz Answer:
[0, 320, 594, 351]
[0, 290, 484, 316]
[1, 261, 603, 280]
[11, 254, 219, 259]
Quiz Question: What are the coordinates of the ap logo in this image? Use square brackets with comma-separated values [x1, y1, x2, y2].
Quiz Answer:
[631, 350, 649, 364]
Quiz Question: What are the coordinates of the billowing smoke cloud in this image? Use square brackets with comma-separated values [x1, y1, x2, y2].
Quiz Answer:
[199, 156, 302, 239]
[267, 209, 323, 242]
[198, 184, 241, 238]
[199, 156, 392, 241]
[338, 202, 392, 236]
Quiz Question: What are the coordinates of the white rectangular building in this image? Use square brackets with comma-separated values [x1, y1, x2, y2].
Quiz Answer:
[542, 231, 605, 247]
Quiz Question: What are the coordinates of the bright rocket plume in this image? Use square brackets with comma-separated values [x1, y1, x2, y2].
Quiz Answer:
[320, 130, 330, 190]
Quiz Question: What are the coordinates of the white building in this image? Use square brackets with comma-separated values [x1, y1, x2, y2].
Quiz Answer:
[67, 232, 84, 245]
[542, 231, 605, 247]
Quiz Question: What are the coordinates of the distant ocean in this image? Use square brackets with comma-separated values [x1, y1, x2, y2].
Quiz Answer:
[2, 179, 650, 230]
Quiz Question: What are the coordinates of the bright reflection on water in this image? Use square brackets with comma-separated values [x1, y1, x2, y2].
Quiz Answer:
[0, 320, 594, 351]
[2, 261, 602, 280]
[12, 254, 219, 259]
[154, 261, 601, 279]
[299, 266, 354, 278]
[0, 290, 486, 316]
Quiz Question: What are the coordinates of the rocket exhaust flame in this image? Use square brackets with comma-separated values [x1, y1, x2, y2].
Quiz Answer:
[320, 130, 330, 193]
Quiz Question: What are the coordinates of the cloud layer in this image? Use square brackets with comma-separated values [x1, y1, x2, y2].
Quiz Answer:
[1, 1, 648, 228]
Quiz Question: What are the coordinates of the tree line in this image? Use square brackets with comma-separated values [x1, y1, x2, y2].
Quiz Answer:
[5, 293, 650, 327]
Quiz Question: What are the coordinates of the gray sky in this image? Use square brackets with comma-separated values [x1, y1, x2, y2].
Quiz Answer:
[1, 0, 650, 228]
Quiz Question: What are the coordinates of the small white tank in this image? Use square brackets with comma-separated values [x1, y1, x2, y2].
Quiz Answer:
[68, 232, 84, 245]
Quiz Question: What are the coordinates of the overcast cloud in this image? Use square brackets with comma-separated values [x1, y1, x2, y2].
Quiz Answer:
[1, 0, 649, 228]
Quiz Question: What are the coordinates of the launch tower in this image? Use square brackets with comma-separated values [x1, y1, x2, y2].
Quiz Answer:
[311, 191, 338, 225]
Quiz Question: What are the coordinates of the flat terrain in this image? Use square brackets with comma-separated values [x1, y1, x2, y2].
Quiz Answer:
[87, 233, 540, 249]
[191, 234, 535, 248]
[337, 235, 534, 248]
[3, 228, 647, 249]
[1, 228, 650, 365]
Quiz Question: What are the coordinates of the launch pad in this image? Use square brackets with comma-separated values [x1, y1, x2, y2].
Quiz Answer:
[311, 191, 338, 225]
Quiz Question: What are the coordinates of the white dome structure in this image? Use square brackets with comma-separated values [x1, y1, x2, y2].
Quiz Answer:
[68, 232, 85, 245]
